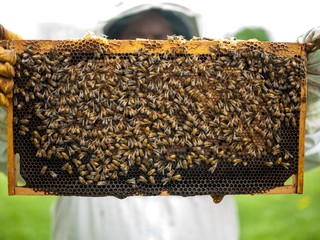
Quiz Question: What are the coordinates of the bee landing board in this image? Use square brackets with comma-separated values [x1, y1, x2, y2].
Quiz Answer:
[2, 37, 307, 197]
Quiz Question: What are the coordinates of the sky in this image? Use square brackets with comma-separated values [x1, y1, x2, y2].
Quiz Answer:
[1, 0, 319, 41]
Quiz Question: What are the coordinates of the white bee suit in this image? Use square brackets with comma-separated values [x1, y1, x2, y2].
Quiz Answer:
[298, 27, 320, 170]
[52, 195, 239, 240]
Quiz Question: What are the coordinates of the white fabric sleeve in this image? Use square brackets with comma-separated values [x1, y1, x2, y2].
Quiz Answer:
[298, 27, 320, 169]
[0, 106, 7, 174]
[51, 195, 239, 240]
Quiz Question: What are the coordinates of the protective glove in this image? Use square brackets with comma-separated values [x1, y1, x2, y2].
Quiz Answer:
[297, 27, 320, 169]
[0, 24, 22, 107]
[0, 25, 22, 174]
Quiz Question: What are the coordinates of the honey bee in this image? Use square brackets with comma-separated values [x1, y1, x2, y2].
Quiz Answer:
[128, 55, 136, 63]
[80, 170, 89, 177]
[179, 159, 187, 169]
[85, 163, 93, 172]
[208, 164, 217, 173]
[77, 163, 86, 172]
[264, 161, 274, 167]
[274, 134, 281, 143]
[266, 139, 272, 148]
[284, 150, 293, 160]
[149, 176, 156, 184]
[85, 180, 92, 186]
[166, 154, 176, 161]
[65, 163, 73, 174]
[205, 157, 217, 165]
[78, 152, 87, 160]
[272, 144, 281, 155]
[40, 165, 47, 175]
[191, 128, 198, 135]
[36, 149, 46, 158]
[161, 177, 170, 186]
[138, 175, 148, 184]
[217, 150, 225, 158]
[94, 174, 101, 182]
[147, 168, 156, 176]
[126, 178, 136, 186]
[166, 169, 175, 178]
[20, 125, 29, 133]
[49, 171, 58, 178]
[79, 176, 86, 185]
[20, 118, 30, 125]
[232, 158, 242, 166]
[23, 69, 30, 77]
[72, 159, 82, 166]
[275, 157, 282, 165]
[97, 181, 107, 186]
[33, 138, 40, 148]
[281, 162, 290, 169]
[172, 174, 182, 181]
[61, 152, 70, 161]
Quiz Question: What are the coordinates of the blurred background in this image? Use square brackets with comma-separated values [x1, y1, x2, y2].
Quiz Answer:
[1, 0, 319, 41]
[1, 0, 320, 239]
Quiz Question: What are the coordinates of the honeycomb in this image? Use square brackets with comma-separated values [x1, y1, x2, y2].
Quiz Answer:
[8, 36, 307, 197]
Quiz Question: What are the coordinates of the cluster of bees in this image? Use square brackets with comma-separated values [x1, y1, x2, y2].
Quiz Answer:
[13, 38, 305, 188]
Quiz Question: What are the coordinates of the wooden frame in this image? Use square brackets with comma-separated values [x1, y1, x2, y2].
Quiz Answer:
[3, 39, 307, 196]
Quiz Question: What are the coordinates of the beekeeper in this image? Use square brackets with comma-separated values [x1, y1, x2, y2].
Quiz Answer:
[0, 3, 319, 240]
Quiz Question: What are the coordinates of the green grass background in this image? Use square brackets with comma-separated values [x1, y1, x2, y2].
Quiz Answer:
[0, 173, 56, 240]
[1, 167, 320, 240]
[237, 167, 320, 240]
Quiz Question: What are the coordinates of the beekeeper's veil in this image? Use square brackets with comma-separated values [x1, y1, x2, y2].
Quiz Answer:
[96, 2, 203, 39]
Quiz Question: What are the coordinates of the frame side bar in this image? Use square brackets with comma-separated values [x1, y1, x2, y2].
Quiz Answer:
[296, 46, 308, 194]
[7, 99, 16, 195]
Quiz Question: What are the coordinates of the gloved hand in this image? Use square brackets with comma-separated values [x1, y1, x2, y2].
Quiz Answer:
[297, 27, 320, 169]
[0, 24, 22, 107]
[0, 25, 22, 174]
